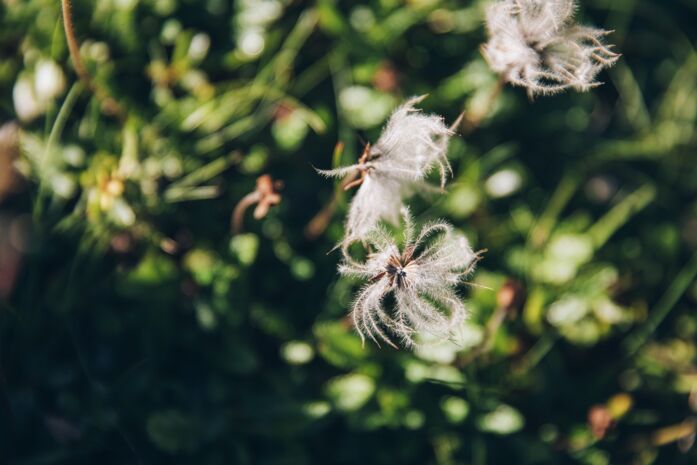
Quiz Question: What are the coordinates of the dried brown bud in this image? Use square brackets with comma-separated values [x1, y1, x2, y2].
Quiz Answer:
[252, 174, 283, 219]
[373, 61, 399, 92]
[496, 279, 525, 314]
[110, 232, 135, 254]
[273, 102, 295, 121]
[588, 405, 614, 439]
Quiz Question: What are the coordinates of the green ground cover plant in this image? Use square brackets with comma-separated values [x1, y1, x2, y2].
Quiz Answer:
[1, 1, 696, 464]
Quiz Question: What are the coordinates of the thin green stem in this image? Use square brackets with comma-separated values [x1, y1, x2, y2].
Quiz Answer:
[516, 333, 559, 373]
[46, 82, 82, 151]
[623, 251, 697, 356]
[33, 82, 83, 223]
[529, 172, 581, 248]
[587, 183, 656, 249]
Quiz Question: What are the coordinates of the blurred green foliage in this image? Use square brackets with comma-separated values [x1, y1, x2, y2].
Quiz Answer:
[1, 0, 697, 464]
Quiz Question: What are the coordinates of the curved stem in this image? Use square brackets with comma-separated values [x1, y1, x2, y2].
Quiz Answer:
[231, 192, 260, 234]
[60, 0, 124, 119]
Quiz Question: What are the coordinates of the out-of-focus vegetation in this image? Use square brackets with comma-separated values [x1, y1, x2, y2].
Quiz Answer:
[1, 0, 697, 464]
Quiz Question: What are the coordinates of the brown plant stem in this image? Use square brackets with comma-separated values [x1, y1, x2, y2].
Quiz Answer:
[304, 142, 367, 240]
[455, 278, 522, 367]
[304, 170, 358, 240]
[60, 0, 124, 119]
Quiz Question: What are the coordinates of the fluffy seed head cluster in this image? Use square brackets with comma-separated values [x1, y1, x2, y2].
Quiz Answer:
[339, 209, 478, 348]
[319, 96, 455, 241]
[482, 0, 619, 96]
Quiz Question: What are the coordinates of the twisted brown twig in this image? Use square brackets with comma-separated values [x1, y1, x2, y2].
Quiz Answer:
[231, 175, 283, 234]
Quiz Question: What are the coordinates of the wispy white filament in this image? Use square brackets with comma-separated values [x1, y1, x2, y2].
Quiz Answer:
[319, 96, 456, 241]
[340, 209, 477, 348]
[482, 0, 619, 96]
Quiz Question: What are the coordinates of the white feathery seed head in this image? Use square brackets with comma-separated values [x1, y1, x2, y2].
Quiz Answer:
[318, 96, 457, 241]
[482, 0, 619, 96]
[339, 208, 479, 349]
